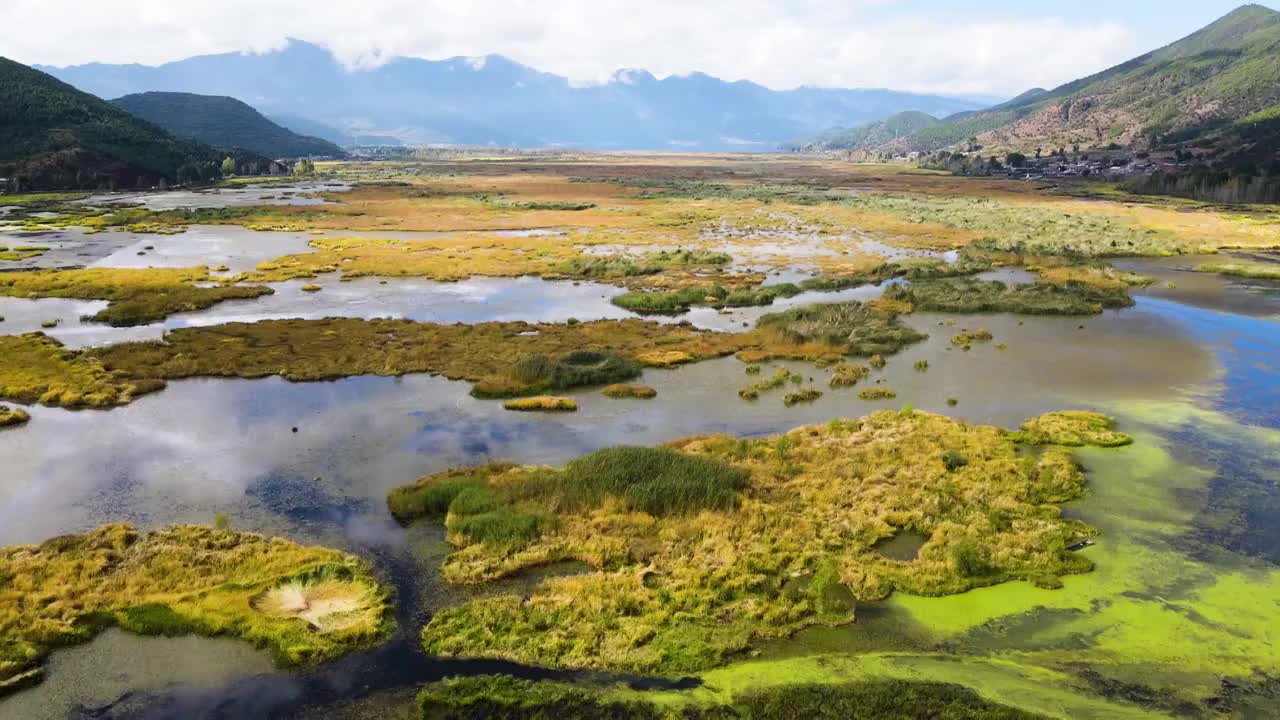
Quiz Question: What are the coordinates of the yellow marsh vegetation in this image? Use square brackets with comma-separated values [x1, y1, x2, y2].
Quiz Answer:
[0, 524, 392, 695]
[400, 410, 1127, 674]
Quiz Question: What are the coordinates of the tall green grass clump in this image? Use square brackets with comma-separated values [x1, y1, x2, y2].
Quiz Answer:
[387, 465, 512, 524]
[612, 285, 728, 314]
[559, 447, 749, 516]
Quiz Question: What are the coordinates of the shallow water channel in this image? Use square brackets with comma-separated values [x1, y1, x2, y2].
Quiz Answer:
[1, 227, 1278, 718]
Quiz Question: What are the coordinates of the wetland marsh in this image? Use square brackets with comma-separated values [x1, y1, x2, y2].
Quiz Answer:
[1, 157, 1278, 719]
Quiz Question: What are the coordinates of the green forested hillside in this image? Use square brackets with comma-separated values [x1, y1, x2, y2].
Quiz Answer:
[0, 57, 221, 191]
[112, 92, 343, 158]
[802, 4, 1280, 160]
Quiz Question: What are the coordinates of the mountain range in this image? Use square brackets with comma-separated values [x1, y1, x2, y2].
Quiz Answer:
[800, 4, 1280, 163]
[38, 41, 989, 151]
[112, 92, 343, 158]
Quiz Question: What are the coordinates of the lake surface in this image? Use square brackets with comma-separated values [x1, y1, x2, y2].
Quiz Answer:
[1, 224, 1279, 717]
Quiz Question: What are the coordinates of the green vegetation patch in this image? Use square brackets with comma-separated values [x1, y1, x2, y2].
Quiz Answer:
[740, 367, 797, 400]
[0, 267, 273, 326]
[74, 310, 920, 406]
[0, 246, 47, 261]
[841, 193, 1194, 257]
[603, 384, 658, 399]
[404, 410, 1117, 674]
[613, 283, 807, 314]
[784, 388, 823, 406]
[951, 329, 994, 348]
[610, 256, 991, 316]
[0, 333, 160, 408]
[886, 278, 1133, 316]
[858, 387, 898, 401]
[475, 350, 641, 398]
[1197, 261, 1280, 280]
[0, 405, 30, 428]
[562, 446, 750, 517]
[85, 318, 752, 401]
[0, 524, 393, 695]
[557, 249, 731, 280]
[416, 675, 1044, 719]
[1012, 410, 1134, 447]
[755, 301, 928, 357]
[799, 256, 992, 293]
[503, 396, 578, 412]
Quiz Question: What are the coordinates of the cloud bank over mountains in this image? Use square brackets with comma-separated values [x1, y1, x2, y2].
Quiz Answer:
[3, 0, 1137, 96]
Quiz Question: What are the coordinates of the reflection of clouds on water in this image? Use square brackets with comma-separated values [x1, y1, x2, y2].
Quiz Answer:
[0, 375, 441, 545]
[1, 291, 1236, 544]
[405, 407, 594, 465]
[0, 296, 109, 337]
[90, 225, 316, 273]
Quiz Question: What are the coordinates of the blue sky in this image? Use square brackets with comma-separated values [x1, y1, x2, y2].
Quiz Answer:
[1, 1, 1274, 96]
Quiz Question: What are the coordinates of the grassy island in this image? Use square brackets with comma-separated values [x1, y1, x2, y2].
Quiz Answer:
[0, 333, 162, 408]
[0, 267, 273, 327]
[0, 299, 927, 409]
[603, 384, 658, 399]
[503, 396, 578, 412]
[885, 278, 1133, 316]
[0, 405, 30, 428]
[0, 524, 393, 695]
[393, 410, 1127, 675]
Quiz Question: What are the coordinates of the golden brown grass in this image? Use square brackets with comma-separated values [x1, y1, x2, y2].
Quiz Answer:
[829, 363, 870, 388]
[503, 396, 578, 412]
[0, 524, 392, 695]
[407, 410, 1120, 673]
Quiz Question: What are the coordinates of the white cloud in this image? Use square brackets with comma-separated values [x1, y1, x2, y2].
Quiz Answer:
[0, 0, 1140, 96]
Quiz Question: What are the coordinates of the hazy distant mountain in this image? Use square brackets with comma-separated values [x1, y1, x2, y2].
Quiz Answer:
[803, 4, 1280, 159]
[267, 113, 354, 147]
[0, 57, 222, 190]
[113, 92, 343, 157]
[793, 111, 943, 152]
[39, 41, 987, 151]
